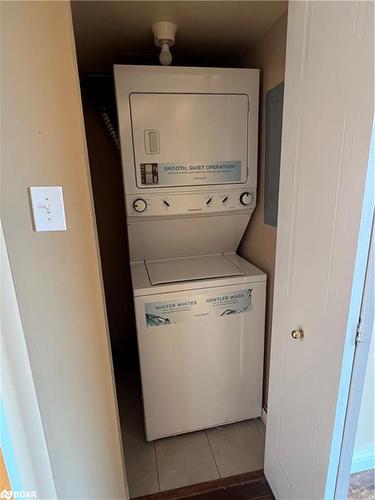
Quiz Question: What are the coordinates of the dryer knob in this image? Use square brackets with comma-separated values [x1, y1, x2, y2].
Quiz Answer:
[133, 198, 147, 213]
[240, 192, 253, 206]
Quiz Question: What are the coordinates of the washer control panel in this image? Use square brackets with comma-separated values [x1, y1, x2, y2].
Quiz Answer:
[127, 189, 256, 217]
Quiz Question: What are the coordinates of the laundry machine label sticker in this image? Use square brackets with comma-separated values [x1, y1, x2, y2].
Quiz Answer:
[140, 161, 242, 186]
[145, 288, 252, 327]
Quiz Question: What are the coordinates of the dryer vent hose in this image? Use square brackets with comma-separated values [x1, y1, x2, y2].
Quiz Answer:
[101, 109, 120, 151]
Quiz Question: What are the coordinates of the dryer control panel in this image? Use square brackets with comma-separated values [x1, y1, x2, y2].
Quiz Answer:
[127, 188, 256, 217]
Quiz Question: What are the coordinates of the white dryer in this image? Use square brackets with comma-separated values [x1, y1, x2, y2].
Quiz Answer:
[114, 65, 265, 441]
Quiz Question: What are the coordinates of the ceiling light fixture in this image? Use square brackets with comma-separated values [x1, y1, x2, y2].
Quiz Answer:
[151, 21, 177, 66]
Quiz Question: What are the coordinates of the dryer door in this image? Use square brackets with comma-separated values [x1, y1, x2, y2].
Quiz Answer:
[130, 93, 249, 188]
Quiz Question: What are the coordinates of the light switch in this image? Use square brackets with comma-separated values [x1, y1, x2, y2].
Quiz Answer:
[29, 186, 67, 232]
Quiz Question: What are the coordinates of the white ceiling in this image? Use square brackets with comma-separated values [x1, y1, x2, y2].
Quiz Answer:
[71, 1, 288, 74]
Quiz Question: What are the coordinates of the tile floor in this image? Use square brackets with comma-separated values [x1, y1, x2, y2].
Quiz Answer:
[116, 366, 266, 498]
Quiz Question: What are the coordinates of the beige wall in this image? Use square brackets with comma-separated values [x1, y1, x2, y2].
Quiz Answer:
[239, 12, 288, 407]
[1, 2, 126, 499]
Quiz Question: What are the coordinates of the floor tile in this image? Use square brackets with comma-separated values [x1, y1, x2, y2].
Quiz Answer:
[207, 419, 265, 477]
[155, 431, 220, 491]
[123, 432, 159, 498]
[254, 417, 266, 438]
[118, 370, 159, 498]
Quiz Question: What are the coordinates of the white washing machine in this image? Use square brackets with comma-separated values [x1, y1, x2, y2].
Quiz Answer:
[114, 65, 266, 441]
[132, 253, 266, 441]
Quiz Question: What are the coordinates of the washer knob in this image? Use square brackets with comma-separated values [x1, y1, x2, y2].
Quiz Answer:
[240, 192, 253, 206]
[133, 198, 147, 213]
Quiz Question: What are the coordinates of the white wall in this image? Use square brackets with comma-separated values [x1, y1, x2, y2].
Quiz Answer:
[1, 2, 126, 499]
[352, 326, 375, 472]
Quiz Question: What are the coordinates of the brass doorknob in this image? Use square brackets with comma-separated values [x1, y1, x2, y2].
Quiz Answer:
[291, 328, 304, 340]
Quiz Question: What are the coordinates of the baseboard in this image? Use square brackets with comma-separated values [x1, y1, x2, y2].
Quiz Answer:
[261, 407, 267, 426]
[351, 446, 375, 474]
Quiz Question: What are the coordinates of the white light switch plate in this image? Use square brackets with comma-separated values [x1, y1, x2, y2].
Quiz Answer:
[29, 186, 67, 232]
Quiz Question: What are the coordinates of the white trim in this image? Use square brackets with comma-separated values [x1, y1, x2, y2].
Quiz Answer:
[261, 407, 267, 426]
[1, 224, 57, 498]
[334, 124, 375, 498]
[351, 447, 375, 474]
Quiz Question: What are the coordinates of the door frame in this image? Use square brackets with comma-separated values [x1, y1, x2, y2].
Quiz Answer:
[333, 127, 375, 499]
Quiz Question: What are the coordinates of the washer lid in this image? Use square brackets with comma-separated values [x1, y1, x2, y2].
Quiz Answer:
[145, 254, 245, 285]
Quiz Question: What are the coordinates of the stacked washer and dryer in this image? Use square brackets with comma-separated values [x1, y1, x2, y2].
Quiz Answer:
[114, 65, 266, 441]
